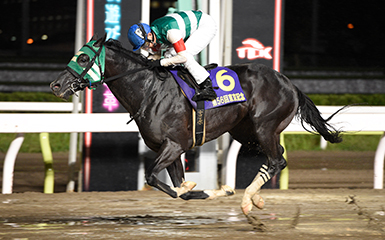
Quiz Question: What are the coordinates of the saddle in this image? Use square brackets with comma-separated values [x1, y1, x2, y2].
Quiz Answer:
[169, 64, 246, 148]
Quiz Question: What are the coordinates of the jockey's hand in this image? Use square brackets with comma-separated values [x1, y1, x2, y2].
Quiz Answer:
[148, 53, 161, 60]
[147, 59, 162, 69]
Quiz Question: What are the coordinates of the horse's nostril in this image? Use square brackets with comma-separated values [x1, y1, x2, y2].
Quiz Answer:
[52, 83, 61, 91]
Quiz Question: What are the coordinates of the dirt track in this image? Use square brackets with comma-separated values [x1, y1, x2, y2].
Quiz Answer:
[0, 189, 384, 239]
[0, 151, 384, 239]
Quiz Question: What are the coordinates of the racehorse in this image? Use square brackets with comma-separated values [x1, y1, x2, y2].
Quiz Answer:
[50, 34, 344, 219]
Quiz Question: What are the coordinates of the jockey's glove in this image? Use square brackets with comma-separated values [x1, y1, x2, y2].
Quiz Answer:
[160, 51, 187, 67]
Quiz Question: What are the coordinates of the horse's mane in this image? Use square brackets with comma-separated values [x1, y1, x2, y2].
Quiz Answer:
[104, 39, 147, 65]
[104, 38, 169, 80]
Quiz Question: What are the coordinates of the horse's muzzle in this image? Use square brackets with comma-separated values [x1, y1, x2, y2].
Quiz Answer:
[50, 80, 72, 100]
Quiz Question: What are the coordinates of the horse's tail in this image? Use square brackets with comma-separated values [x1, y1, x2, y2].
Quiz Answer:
[295, 87, 345, 143]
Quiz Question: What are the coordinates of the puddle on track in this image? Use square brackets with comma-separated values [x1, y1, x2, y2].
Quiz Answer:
[2, 215, 227, 229]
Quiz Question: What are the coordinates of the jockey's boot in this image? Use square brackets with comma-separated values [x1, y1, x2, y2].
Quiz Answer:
[192, 77, 217, 101]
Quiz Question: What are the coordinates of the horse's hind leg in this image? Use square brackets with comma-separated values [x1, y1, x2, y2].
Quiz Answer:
[241, 132, 287, 215]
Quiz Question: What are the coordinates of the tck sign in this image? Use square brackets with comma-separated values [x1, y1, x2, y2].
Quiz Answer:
[236, 38, 272, 60]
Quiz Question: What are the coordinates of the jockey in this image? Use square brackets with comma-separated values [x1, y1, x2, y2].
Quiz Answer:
[127, 10, 217, 101]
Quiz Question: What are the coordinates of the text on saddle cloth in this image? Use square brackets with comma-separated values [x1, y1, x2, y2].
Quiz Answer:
[170, 66, 247, 110]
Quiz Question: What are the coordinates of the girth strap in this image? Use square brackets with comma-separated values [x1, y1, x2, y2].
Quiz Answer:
[191, 100, 206, 148]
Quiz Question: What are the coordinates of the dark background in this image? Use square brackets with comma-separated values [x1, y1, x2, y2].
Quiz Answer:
[284, 0, 385, 69]
[1, 0, 384, 71]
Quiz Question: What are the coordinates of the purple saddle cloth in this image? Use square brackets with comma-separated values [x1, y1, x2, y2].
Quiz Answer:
[170, 66, 246, 110]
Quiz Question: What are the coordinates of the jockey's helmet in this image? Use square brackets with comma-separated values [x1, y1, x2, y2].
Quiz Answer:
[127, 23, 151, 51]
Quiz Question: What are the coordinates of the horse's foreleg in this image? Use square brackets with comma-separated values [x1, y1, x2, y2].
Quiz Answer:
[166, 159, 185, 187]
[145, 139, 195, 198]
[179, 185, 235, 200]
[152, 141, 235, 200]
[167, 158, 197, 196]
[203, 185, 236, 199]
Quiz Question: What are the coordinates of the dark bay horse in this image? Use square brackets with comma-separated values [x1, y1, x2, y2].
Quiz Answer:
[50, 35, 343, 218]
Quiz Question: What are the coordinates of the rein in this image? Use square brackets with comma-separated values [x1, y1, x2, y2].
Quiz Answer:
[101, 44, 168, 124]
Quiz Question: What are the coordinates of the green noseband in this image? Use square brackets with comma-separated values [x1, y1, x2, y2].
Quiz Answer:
[66, 40, 106, 89]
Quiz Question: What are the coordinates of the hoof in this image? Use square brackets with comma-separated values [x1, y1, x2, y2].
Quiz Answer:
[173, 181, 197, 197]
[204, 185, 236, 200]
[221, 185, 236, 196]
[182, 181, 197, 191]
[241, 200, 253, 215]
[251, 194, 265, 209]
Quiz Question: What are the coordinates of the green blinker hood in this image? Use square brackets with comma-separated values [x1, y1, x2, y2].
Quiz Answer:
[66, 40, 106, 87]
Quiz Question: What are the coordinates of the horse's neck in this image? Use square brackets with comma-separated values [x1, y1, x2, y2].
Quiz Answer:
[106, 71, 149, 114]
[103, 51, 142, 110]
[104, 46, 176, 116]
[108, 69, 176, 118]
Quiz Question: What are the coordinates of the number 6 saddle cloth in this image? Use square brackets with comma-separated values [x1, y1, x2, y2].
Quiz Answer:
[169, 66, 247, 110]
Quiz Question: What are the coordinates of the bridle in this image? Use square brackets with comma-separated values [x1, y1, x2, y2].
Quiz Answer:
[66, 40, 152, 94]
[66, 40, 106, 93]
[65, 39, 162, 124]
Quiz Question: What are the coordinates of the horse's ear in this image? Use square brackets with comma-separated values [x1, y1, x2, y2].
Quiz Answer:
[94, 33, 107, 47]
[90, 33, 99, 42]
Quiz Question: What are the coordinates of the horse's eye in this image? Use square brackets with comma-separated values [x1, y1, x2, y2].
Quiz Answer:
[77, 54, 90, 67]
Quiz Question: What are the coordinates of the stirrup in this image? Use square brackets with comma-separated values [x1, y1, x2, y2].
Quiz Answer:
[192, 82, 217, 101]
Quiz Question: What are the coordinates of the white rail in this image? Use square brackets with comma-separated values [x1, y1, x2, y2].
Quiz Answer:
[0, 113, 138, 133]
[0, 102, 138, 194]
[224, 106, 385, 190]
[0, 102, 82, 112]
[2, 104, 384, 193]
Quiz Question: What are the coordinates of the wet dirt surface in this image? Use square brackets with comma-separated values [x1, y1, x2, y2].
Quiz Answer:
[0, 151, 384, 239]
[0, 189, 384, 239]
